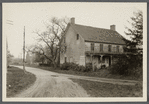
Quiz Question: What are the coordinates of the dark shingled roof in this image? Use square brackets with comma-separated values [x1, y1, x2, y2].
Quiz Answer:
[71, 24, 125, 45]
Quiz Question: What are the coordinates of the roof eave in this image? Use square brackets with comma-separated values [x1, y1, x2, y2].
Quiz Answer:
[85, 40, 126, 45]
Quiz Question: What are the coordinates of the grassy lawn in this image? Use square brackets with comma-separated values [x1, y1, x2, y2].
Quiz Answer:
[7, 66, 36, 97]
[20, 64, 142, 81]
[71, 78, 142, 97]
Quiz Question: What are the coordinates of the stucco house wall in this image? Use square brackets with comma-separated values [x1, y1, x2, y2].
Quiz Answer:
[60, 25, 85, 65]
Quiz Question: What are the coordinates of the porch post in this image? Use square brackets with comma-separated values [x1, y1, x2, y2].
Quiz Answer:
[111, 55, 112, 65]
[100, 55, 103, 68]
[91, 54, 95, 71]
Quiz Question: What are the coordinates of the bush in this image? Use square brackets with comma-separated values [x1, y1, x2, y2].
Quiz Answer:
[110, 55, 142, 77]
[39, 63, 51, 67]
[60, 63, 71, 70]
[79, 65, 86, 72]
[60, 62, 91, 72]
[94, 65, 98, 71]
[69, 63, 79, 71]
[85, 63, 99, 72]
[101, 65, 106, 69]
[85, 63, 92, 72]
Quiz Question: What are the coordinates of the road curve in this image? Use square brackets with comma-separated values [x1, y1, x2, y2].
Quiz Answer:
[12, 66, 89, 97]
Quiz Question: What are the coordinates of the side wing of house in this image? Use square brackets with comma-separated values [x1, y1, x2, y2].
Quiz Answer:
[60, 25, 85, 65]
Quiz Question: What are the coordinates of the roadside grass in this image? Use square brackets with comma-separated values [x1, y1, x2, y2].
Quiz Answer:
[7, 66, 36, 97]
[20, 64, 142, 81]
[71, 78, 142, 97]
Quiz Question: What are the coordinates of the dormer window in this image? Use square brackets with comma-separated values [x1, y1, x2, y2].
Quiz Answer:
[77, 34, 79, 40]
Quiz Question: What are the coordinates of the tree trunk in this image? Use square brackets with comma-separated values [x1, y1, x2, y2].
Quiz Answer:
[56, 51, 60, 67]
[53, 61, 57, 69]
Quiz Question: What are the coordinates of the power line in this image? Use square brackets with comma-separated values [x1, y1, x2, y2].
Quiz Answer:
[6, 20, 13, 25]
[6, 23, 13, 25]
[6, 20, 13, 22]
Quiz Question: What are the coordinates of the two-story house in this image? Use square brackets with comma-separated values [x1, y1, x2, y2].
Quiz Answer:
[60, 18, 126, 68]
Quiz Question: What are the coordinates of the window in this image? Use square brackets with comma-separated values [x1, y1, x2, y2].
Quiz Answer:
[108, 45, 111, 52]
[65, 46, 67, 53]
[91, 43, 94, 51]
[116, 45, 119, 52]
[100, 44, 103, 52]
[77, 34, 79, 40]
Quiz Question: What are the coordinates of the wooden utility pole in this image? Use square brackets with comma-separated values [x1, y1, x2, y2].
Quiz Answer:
[6, 37, 8, 73]
[6, 20, 13, 73]
[23, 26, 25, 71]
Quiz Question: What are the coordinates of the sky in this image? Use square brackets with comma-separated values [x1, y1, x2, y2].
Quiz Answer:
[3, 2, 146, 58]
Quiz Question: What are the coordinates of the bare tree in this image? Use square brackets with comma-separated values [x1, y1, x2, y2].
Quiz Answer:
[7, 50, 13, 68]
[27, 17, 69, 68]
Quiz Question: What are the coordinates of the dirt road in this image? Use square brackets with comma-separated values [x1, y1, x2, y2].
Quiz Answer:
[12, 65, 139, 97]
[13, 66, 89, 97]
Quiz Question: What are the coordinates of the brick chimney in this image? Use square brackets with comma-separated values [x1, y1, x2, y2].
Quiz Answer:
[70, 17, 75, 24]
[110, 25, 116, 31]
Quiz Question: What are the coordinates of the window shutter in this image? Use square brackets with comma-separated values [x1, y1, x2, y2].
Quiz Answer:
[91, 43, 94, 51]
[65, 46, 67, 52]
[100, 44, 103, 52]
[108, 45, 111, 52]
[77, 34, 79, 40]
[117, 46, 119, 53]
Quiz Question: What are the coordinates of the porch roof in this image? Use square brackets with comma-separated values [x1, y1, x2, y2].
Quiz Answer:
[85, 51, 131, 56]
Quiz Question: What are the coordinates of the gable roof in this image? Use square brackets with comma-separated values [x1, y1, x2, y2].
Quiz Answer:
[70, 24, 125, 45]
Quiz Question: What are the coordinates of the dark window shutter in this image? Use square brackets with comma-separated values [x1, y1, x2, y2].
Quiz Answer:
[117, 46, 119, 52]
[65, 46, 67, 52]
[91, 43, 94, 51]
[100, 44, 103, 52]
[77, 34, 79, 40]
[108, 45, 111, 52]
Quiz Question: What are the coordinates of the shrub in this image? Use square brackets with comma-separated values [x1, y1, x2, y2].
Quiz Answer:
[94, 65, 98, 71]
[79, 65, 86, 72]
[60, 62, 91, 72]
[110, 56, 129, 75]
[69, 63, 79, 71]
[39, 63, 51, 67]
[85, 63, 92, 72]
[101, 65, 106, 69]
[110, 55, 142, 77]
[60, 63, 70, 70]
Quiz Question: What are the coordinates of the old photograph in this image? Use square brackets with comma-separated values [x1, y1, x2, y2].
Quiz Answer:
[2, 2, 147, 102]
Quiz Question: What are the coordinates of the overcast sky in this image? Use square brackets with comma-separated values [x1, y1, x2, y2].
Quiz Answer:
[3, 2, 146, 58]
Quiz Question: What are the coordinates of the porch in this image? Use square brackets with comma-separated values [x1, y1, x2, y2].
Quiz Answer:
[85, 54, 113, 69]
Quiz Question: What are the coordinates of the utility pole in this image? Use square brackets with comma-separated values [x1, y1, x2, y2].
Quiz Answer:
[23, 26, 26, 72]
[6, 20, 13, 73]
